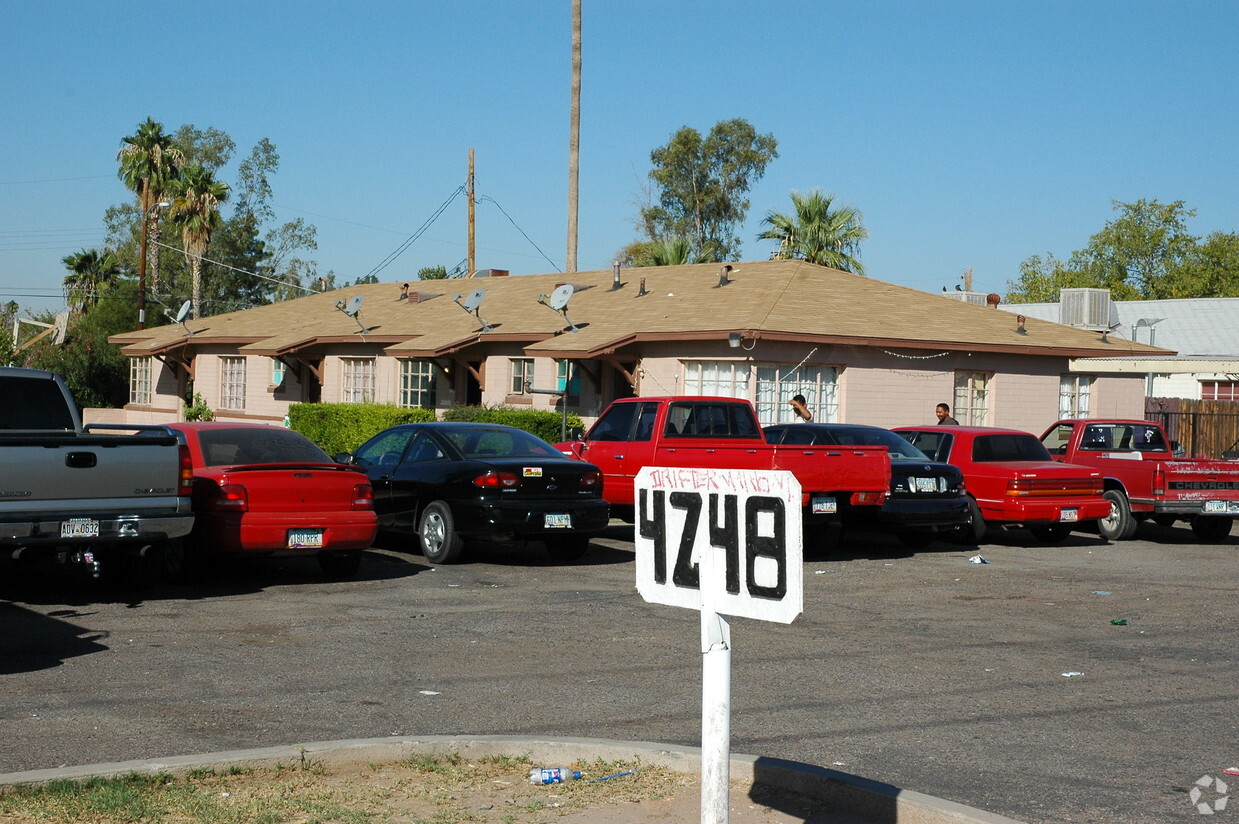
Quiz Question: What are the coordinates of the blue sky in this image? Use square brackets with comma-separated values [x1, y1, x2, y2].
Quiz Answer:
[2, 1, 1236, 315]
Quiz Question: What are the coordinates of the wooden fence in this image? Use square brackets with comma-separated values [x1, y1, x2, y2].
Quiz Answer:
[1145, 397, 1239, 459]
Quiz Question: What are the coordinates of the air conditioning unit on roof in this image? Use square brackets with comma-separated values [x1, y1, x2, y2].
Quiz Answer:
[942, 291, 990, 306]
[1059, 288, 1116, 330]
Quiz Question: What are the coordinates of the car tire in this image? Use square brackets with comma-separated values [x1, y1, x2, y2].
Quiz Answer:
[895, 531, 936, 548]
[319, 550, 362, 578]
[1028, 524, 1071, 543]
[952, 498, 986, 544]
[1098, 489, 1137, 541]
[545, 535, 590, 561]
[161, 537, 203, 584]
[1190, 516, 1233, 543]
[419, 501, 464, 564]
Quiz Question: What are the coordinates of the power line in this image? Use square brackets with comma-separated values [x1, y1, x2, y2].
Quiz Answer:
[477, 195, 561, 273]
[362, 186, 466, 281]
[150, 239, 318, 295]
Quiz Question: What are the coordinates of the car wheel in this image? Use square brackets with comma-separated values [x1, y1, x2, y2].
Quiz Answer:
[895, 531, 936, 548]
[545, 535, 590, 561]
[319, 550, 362, 578]
[951, 498, 986, 544]
[1190, 516, 1233, 543]
[1028, 524, 1071, 543]
[419, 501, 464, 564]
[161, 537, 203, 584]
[1098, 489, 1137, 541]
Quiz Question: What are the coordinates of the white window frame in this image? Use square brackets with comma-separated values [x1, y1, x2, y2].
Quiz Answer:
[271, 357, 285, 387]
[953, 371, 990, 425]
[1059, 375, 1092, 418]
[683, 360, 751, 399]
[511, 358, 534, 395]
[341, 357, 376, 404]
[220, 356, 247, 411]
[399, 359, 438, 408]
[129, 357, 152, 405]
[755, 364, 838, 425]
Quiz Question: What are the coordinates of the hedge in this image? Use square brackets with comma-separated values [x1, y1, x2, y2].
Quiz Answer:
[440, 404, 584, 443]
[289, 402, 435, 456]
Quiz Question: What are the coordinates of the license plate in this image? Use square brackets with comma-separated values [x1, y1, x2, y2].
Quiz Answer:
[288, 529, 324, 548]
[1203, 500, 1236, 513]
[61, 518, 99, 539]
[1060, 508, 1080, 522]
[811, 497, 837, 514]
[544, 513, 572, 529]
[913, 477, 938, 493]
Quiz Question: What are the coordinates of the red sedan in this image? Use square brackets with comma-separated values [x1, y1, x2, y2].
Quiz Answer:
[164, 423, 378, 581]
[894, 426, 1111, 544]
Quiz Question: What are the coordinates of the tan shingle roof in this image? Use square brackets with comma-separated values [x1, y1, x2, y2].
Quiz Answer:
[110, 261, 1175, 358]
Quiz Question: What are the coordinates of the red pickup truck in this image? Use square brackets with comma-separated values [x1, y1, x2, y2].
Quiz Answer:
[558, 396, 891, 531]
[1040, 419, 1239, 542]
[894, 426, 1111, 544]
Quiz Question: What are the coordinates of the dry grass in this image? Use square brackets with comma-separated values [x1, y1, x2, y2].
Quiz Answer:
[0, 752, 698, 824]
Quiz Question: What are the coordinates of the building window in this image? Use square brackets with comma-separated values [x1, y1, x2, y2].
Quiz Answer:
[1202, 381, 1239, 401]
[953, 371, 990, 425]
[130, 357, 152, 405]
[511, 358, 534, 394]
[556, 360, 580, 397]
[399, 359, 438, 408]
[271, 358, 285, 387]
[683, 361, 750, 399]
[755, 365, 838, 424]
[342, 358, 376, 403]
[220, 357, 246, 411]
[1059, 375, 1092, 417]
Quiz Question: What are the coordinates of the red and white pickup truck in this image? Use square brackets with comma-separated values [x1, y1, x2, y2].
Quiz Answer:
[1040, 419, 1239, 542]
[557, 396, 891, 531]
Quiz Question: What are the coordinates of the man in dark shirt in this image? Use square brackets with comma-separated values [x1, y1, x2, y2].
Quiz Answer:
[935, 403, 959, 425]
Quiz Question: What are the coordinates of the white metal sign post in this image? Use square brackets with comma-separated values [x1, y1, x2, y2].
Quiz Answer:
[635, 467, 803, 824]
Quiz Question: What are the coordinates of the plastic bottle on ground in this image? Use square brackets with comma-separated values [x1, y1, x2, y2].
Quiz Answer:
[529, 767, 583, 784]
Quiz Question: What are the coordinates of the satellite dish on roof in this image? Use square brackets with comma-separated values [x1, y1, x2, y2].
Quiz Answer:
[536, 283, 580, 333]
[453, 288, 492, 332]
[172, 300, 192, 324]
[334, 295, 372, 334]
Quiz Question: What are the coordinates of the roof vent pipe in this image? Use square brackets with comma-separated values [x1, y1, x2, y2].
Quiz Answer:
[612, 260, 621, 290]
[637, 277, 648, 297]
[716, 264, 732, 288]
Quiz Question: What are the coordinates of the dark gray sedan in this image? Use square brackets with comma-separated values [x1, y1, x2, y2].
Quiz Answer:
[765, 423, 970, 546]
[340, 423, 610, 564]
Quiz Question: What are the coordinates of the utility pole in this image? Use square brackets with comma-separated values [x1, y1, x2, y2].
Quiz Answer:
[467, 148, 476, 276]
[566, 0, 581, 272]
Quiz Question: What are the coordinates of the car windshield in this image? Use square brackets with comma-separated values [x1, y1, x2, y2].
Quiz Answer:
[198, 427, 331, 466]
[440, 427, 559, 459]
[819, 426, 929, 459]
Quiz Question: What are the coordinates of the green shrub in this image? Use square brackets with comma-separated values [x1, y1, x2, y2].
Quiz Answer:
[440, 404, 583, 443]
[289, 402, 435, 455]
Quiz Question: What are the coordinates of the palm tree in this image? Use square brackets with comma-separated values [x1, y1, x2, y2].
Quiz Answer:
[117, 118, 183, 293]
[759, 190, 869, 275]
[168, 165, 230, 318]
[62, 248, 120, 314]
[566, 0, 581, 272]
[633, 237, 716, 267]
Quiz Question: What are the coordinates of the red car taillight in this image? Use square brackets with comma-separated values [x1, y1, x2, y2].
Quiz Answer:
[209, 483, 249, 511]
[178, 443, 194, 494]
[352, 483, 375, 510]
[473, 470, 520, 489]
[1153, 466, 1166, 496]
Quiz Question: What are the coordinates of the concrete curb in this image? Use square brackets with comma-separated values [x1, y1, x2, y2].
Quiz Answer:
[0, 735, 1027, 824]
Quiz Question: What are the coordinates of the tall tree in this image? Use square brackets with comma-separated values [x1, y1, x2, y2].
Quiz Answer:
[117, 117, 183, 293]
[640, 119, 778, 261]
[565, 0, 581, 272]
[1005, 199, 1238, 302]
[62, 248, 121, 314]
[758, 190, 869, 274]
[168, 165, 230, 318]
[631, 237, 714, 267]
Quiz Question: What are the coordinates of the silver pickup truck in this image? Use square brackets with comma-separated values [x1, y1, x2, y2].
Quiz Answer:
[0, 366, 194, 585]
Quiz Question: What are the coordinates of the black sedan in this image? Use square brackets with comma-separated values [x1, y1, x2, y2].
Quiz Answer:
[765, 423, 970, 546]
[340, 423, 610, 564]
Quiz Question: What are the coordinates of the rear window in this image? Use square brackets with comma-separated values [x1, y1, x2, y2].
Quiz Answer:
[441, 427, 558, 459]
[664, 402, 759, 438]
[198, 427, 331, 466]
[972, 433, 1051, 462]
[0, 376, 76, 431]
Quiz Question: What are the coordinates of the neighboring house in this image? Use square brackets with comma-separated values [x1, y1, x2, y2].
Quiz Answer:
[107, 262, 1168, 433]
[1001, 289, 1239, 401]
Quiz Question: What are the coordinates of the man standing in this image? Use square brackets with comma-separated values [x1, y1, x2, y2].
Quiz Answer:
[935, 403, 959, 425]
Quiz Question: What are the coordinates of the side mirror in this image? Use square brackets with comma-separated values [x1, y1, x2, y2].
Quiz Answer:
[567, 426, 585, 442]
[334, 452, 354, 465]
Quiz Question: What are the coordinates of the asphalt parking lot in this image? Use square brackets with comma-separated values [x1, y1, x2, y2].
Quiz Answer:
[1, 521, 1235, 824]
